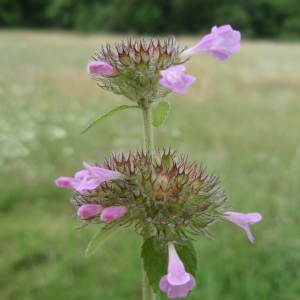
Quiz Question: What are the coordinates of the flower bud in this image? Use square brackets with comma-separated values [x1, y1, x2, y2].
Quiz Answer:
[87, 61, 118, 76]
[77, 204, 104, 219]
[55, 177, 73, 189]
[101, 206, 128, 223]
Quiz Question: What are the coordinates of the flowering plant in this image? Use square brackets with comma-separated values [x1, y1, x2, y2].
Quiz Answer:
[56, 25, 261, 299]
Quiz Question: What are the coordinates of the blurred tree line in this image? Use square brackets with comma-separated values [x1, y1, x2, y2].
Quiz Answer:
[0, 0, 300, 39]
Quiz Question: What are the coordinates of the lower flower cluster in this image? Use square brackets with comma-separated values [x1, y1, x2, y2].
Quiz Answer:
[56, 149, 262, 298]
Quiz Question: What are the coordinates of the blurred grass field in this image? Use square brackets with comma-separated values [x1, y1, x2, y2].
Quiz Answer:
[0, 30, 300, 300]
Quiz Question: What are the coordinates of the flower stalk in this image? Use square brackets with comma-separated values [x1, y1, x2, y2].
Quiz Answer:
[143, 268, 156, 300]
[142, 103, 154, 156]
[141, 104, 155, 299]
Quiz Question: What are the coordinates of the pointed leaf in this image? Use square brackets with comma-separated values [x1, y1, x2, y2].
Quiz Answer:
[81, 105, 140, 134]
[141, 236, 168, 296]
[85, 224, 119, 257]
[176, 240, 198, 278]
[152, 101, 170, 128]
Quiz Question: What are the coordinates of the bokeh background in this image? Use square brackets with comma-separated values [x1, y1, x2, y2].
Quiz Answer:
[1, 1, 300, 299]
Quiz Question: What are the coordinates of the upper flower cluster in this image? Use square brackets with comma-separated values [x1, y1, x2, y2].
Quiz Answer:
[88, 37, 187, 104]
[87, 25, 241, 100]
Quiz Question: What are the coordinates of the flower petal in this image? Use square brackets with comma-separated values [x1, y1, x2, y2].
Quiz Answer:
[224, 211, 262, 243]
[159, 274, 196, 299]
[55, 177, 73, 189]
[159, 65, 196, 94]
[180, 24, 241, 61]
[167, 243, 190, 285]
[70, 162, 124, 191]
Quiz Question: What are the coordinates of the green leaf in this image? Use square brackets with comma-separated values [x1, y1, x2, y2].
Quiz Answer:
[152, 101, 170, 128]
[141, 236, 168, 296]
[85, 224, 119, 257]
[141, 236, 198, 298]
[176, 240, 198, 278]
[81, 105, 140, 134]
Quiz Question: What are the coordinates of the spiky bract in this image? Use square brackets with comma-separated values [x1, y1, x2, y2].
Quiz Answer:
[71, 149, 228, 242]
[91, 37, 187, 104]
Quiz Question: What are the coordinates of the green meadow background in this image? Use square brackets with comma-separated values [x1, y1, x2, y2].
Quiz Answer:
[1, 30, 300, 300]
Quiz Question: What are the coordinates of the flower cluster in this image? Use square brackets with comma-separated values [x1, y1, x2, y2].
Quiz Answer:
[56, 150, 262, 298]
[57, 150, 226, 237]
[87, 25, 241, 102]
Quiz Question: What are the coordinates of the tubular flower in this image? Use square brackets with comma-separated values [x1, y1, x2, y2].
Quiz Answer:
[55, 162, 124, 192]
[159, 242, 196, 299]
[87, 61, 119, 76]
[55, 177, 73, 189]
[180, 25, 241, 61]
[71, 162, 124, 191]
[77, 204, 104, 219]
[159, 65, 196, 94]
[224, 211, 262, 243]
[101, 206, 128, 223]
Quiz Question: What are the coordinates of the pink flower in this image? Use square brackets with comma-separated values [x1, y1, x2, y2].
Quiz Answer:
[100, 206, 128, 223]
[159, 65, 196, 94]
[224, 211, 262, 243]
[77, 204, 104, 219]
[180, 25, 241, 61]
[55, 177, 73, 189]
[159, 242, 196, 299]
[87, 61, 118, 76]
[71, 162, 124, 191]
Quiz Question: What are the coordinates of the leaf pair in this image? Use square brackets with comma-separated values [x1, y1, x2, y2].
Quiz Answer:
[81, 102, 170, 134]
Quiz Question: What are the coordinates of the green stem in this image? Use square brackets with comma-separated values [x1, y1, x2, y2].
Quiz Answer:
[142, 226, 156, 300]
[141, 103, 155, 300]
[142, 104, 154, 155]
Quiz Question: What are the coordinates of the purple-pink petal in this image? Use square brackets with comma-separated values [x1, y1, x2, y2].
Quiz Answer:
[101, 206, 128, 223]
[159, 65, 196, 94]
[82, 162, 122, 181]
[77, 204, 104, 219]
[87, 61, 118, 76]
[167, 243, 190, 285]
[224, 211, 262, 243]
[160, 274, 196, 299]
[71, 170, 101, 191]
[71, 162, 124, 191]
[180, 24, 241, 61]
[55, 177, 73, 189]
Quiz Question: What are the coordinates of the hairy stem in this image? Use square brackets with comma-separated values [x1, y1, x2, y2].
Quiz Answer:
[142, 104, 154, 155]
[141, 103, 155, 300]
